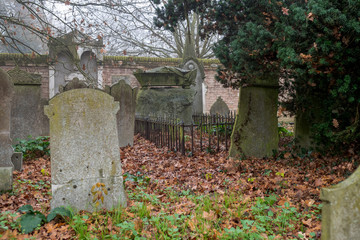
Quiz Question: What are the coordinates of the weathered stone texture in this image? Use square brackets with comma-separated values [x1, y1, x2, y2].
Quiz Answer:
[136, 88, 195, 125]
[210, 96, 230, 116]
[183, 58, 204, 114]
[107, 80, 138, 147]
[45, 88, 126, 211]
[0, 68, 14, 192]
[59, 77, 89, 93]
[229, 75, 279, 158]
[11, 152, 23, 171]
[8, 68, 49, 141]
[320, 166, 360, 240]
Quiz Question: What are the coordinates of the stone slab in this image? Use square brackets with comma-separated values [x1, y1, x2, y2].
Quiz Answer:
[0, 167, 13, 193]
[45, 88, 126, 211]
[108, 80, 138, 147]
[320, 166, 360, 240]
[11, 152, 23, 171]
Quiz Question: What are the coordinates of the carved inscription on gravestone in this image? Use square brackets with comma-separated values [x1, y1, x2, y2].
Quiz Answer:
[45, 89, 126, 211]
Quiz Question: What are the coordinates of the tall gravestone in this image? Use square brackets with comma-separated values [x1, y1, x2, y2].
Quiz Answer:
[320, 166, 360, 240]
[229, 74, 279, 158]
[8, 68, 49, 142]
[44, 89, 127, 211]
[0, 68, 14, 192]
[105, 80, 138, 147]
[210, 96, 230, 116]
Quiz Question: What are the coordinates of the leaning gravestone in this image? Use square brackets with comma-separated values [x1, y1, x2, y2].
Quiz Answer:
[210, 96, 230, 116]
[0, 68, 14, 192]
[44, 88, 127, 211]
[106, 80, 138, 147]
[320, 166, 360, 240]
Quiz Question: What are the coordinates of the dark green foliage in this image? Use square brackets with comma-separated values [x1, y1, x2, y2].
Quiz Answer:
[13, 136, 50, 160]
[17, 205, 72, 234]
[279, 0, 360, 150]
[153, 0, 360, 152]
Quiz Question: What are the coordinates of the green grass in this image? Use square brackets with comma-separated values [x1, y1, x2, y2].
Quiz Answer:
[1, 175, 321, 239]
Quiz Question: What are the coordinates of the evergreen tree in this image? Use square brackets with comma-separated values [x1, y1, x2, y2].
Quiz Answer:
[153, 0, 360, 152]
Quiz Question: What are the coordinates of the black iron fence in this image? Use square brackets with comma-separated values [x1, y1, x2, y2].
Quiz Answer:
[135, 112, 236, 155]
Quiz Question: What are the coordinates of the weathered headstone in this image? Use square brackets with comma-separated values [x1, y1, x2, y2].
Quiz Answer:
[320, 167, 360, 240]
[8, 68, 49, 142]
[0, 68, 14, 192]
[229, 74, 279, 158]
[210, 96, 230, 116]
[106, 80, 138, 147]
[44, 88, 127, 211]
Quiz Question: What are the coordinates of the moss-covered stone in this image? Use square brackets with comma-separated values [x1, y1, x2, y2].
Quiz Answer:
[44, 88, 126, 212]
[136, 88, 195, 125]
[229, 74, 279, 158]
[320, 166, 360, 240]
[8, 67, 41, 85]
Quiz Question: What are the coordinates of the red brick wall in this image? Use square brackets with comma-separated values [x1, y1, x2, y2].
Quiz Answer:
[203, 69, 239, 113]
[0, 57, 240, 112]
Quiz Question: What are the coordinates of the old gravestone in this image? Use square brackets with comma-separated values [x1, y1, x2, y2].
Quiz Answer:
[134, 66, 196, 125]
[105, 80, 138, 147]
[8, 68, 49, 142]
[229, 74, 279, 158]
[320, 166, 360, 240]
[44, 88, 127, 211]
[210, 96, 230, 116]
[0, 68, 14, 192]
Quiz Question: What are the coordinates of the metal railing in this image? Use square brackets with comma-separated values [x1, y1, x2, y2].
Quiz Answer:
[135, 112, 236, 155]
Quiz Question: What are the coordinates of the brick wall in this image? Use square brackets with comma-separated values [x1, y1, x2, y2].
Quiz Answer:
[203, 69, 239, 113]
[0, 55, 240, 112]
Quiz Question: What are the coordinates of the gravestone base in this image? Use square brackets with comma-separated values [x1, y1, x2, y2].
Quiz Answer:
[0, 167, 13, 192]
[51, 176, 126, 212]
[11, 152, 23, 171]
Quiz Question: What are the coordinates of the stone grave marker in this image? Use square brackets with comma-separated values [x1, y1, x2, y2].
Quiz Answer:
[8, 67, 49, 142]
[210, 96, 230, 116]
[44, 88, 127, 211]
[320, 166, 360, 240]
[0, 68, 14, 192]
[106, 80, 138, 147]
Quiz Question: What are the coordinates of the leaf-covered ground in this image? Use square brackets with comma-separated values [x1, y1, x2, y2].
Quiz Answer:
[0, 133, 358, 239]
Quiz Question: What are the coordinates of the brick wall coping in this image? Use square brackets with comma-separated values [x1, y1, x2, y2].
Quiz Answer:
[0, 53, 220, 66]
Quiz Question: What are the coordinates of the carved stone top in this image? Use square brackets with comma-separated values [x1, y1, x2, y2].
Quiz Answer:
[133, 66, 196, 89]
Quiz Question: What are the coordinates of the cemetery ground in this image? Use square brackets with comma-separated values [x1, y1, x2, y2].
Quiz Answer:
[0, 125, 359, 240]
